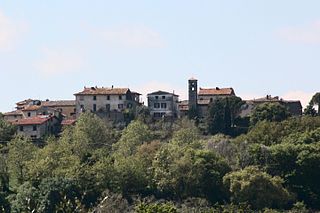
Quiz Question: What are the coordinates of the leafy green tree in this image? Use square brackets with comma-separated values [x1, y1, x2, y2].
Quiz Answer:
[250, 103, 290, 125]
[0, 154, 9, 193]
[73, 112, 116, 153]
[223, 166, 293, 210]
[207, 98, 227, 135]
[135, 201, 177, 213]
[7, 136, 36, 185]
[310, 92, 320, 115]
[113, 120, 152, 157]
[304, 103, 317, 116]
[153, 144, 230, 202]
[206, 97, 244, 135]
[10, 182, 39, 213]
[0, 116, 16, 142]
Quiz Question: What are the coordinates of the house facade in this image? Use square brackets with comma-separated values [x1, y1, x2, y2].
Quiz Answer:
[11, 115, 60, 140]
[147, 91, 179, 119]
[74, 86, 141, 122]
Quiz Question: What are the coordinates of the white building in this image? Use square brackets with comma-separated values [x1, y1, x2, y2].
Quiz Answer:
[74, 86, 141, 122]
[147, 90, 179, 119]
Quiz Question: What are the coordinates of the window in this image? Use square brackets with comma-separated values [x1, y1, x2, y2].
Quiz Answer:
[119, 95, 122, 100]
[118, 104, 124, 109]
[210, 98, 213, 102]
[160, 112, 166, 117]
[154, 103, 160, 108]
[154, 112, 161, 118]
[127, 103, 132, 108]
[93, 96, 97, 101]
[27, 112, 31, 117]
[107, 95, 110, 100]
[31, 135, 37, 140]
[106, 104, 110, 111]
[19, 126, 24, 131]
[155, 96, 159, 100]
[162, 96, 166, 99]
[161, 103, 167, 108]
[93, 104, 97, 112]
[33, 125, 37, 131]
[80, 96, 84, 101]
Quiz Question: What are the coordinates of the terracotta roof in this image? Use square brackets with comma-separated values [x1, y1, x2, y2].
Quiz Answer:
[61, 119, 77, 125]
[4, 110, 23, 116]
[21, 105, 42, 111]
[11, 115, 52, 125]
[16, 99, 33, 106]
[199, 87, 235, 96]
[147, 90, 179, 96]
[42, 100, 75, 107]
[74, 87, 130, 95]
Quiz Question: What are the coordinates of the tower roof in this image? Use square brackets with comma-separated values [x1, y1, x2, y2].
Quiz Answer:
[189, 77, 197, 81]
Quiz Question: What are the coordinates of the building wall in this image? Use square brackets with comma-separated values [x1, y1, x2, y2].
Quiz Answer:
[3, 114, 23, 122]
[52, 105, 76, 119]
[148, 94, 179, 118]
[75, 93, 138, 119]
[17, 123, 48, 139]
[16, 118, 60, 139]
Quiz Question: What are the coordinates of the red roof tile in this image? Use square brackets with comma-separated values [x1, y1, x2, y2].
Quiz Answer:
[42, 100, 75, 107]
[74, 87, 130, 95]
[4, 110, 23, 116]
[21, 105, 42, 111]
[199, 87, 235, 96]
[11, 115, 52, 125]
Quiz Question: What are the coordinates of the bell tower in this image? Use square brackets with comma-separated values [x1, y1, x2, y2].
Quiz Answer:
[188, 77, 198, 113]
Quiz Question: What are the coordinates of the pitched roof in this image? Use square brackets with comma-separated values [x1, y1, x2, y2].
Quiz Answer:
[74, 87, 130, 95]
[11, 115, 52, 125]
[42, 100, 75, 107]
[16, 99, 33, 106]
[147, 90, 179, 96]
[21, 105, 42, 111]
[199, 87, 235, 96]
[3, 110, 23, 116]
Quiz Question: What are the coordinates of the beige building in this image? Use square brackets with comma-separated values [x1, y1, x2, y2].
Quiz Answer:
[42, 100, 76, 119]
[11, 115, 60, 140]
[74, 86, 141, 122]
[147, 91, 179, 119]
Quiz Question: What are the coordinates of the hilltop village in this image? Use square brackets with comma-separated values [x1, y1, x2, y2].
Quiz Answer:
[2, 78, 302, 140]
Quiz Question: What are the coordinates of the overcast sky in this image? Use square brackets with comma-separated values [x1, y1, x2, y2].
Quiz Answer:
[1, 1, 320, 112]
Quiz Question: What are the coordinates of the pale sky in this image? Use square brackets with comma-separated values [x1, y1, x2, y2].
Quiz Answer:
[1, 1, 320, 112]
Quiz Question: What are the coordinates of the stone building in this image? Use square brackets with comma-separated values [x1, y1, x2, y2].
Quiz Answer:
[179, 78, 236, 118]
[42, 100, 76, 119]
[147, 91, 179, 119]
[11, 115, 60, 140]
[239, 95, 302, 117]
[74, 86, 141, 122]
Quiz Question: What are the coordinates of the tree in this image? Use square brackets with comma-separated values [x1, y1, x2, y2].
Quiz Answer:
[310, 92, 320, 115]
[250, 103, 290, 125]
[153, 144, 231, 202]
[206, 97, 244, 135]
[7, 136, 36, 185]
[304, 103, 317, 116]
[223, 166, 293, 210]
[0, 116, 16, 142]
[112, 120, 152, 157]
